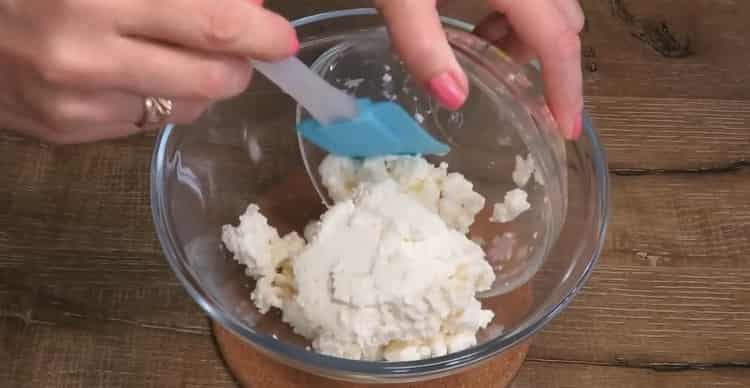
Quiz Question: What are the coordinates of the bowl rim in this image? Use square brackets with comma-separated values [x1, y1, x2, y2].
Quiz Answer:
[150, 7, 609, 381]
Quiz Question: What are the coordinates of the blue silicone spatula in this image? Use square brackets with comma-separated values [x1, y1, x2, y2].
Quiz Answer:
[253, 58, 449, 158]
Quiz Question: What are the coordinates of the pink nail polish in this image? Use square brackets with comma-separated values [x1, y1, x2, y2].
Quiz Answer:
[426, 72, 467, 111]
[568, 114, 582, 140]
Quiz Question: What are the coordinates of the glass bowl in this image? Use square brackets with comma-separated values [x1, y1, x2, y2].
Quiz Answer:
[150, 8, 608, 384]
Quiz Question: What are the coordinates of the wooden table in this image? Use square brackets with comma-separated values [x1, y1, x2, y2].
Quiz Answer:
[2, 1, 749, 387]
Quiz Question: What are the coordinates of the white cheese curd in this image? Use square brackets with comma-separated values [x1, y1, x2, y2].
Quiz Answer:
[222, 155, 497, 361]
[490, 188, 531, 223]
[512, 153, 546, 187]
[318, 155, 485, 233]
[221, 205, 305, 313]
[512, 154, 535, 188]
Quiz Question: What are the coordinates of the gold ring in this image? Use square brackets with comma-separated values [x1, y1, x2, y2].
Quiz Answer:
[136, 96, 174, 128]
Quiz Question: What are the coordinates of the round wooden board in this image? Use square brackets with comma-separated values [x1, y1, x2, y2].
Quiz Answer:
[213, 322, 529, 388]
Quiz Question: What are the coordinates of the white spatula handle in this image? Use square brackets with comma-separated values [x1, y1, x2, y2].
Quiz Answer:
[253, 58, 357, 125]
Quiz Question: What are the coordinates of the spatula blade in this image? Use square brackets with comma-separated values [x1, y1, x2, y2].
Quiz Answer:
[296, 99, 450, 158]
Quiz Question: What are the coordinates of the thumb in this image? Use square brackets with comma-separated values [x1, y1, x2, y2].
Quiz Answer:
[375, 0, 468, 111]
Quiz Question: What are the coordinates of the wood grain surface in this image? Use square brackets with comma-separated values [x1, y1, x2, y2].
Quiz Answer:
[2, 0, 750, 387]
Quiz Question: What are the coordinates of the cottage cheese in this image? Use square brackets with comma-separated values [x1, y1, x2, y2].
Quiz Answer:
[318, 155, 485, 234]
[512, 153, 545, 187]
[222, 155, 496, 361]
[221, 205, 305, 313]
[488, 153, 543, 224]
[490, 188, 531, 223]
[512, 154, 535, 188]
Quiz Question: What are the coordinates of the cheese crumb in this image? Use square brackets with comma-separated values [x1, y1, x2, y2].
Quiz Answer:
[221, 205, 305, 313]
[512, 153, 545, 187]
[512, 154, 535, 187]
[343, 78, 365, 89]
[490, 189, 530, 223]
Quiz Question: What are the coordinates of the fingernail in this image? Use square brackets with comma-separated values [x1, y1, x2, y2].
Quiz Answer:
[426, 72, 467, 111]
[567, 114, 582, 140]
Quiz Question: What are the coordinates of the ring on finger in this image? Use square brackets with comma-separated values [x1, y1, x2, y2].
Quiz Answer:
[135, 96, 174, 128]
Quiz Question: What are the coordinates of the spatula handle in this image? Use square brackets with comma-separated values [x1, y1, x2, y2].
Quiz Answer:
[253, 58, 358, 125]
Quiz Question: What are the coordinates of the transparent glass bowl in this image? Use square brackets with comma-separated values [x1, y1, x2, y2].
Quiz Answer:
[150, 9, 608, 384]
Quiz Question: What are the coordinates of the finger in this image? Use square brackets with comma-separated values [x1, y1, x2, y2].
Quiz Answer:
[474, 5, 582, 63]
[16, 122, 149, 145]
[473, 13, 535, 64]
[489, 0, 583, 139]
[117, 0, 297, 61]
[552, 0, 585, 32]
[109, 37, 253, 100]
[15, 110, 149, 145]
[473, 12, 510, 43]
[475, 2, 582, 43]
[129, 98, 211, 125]
[375, 0, 468, 111]
[494, 33, 536, 64]
[41, 124, 150, 145]
[35, 88, 210, 130]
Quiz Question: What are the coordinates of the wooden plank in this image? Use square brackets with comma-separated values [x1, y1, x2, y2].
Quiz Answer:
[577, 0, 750, 168]
[0, 318, 235, 388]
[578, 0, 750, 100]
[530, 170, 750, 364]
[0, 272, 208, 335]
[0, 133, 158, 256]
[590, 96, 750, 170]
[512, 360, 750, 388]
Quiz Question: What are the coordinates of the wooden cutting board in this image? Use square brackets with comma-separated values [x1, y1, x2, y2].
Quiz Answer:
[213, 322, 529, 388]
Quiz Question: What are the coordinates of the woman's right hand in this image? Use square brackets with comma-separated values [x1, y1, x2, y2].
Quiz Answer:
[0, 0, 298, 144]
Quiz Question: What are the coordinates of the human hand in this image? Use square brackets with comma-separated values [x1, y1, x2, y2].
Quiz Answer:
[375, 0, 585, 139]
[0, 0, 297, 144]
